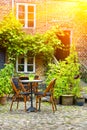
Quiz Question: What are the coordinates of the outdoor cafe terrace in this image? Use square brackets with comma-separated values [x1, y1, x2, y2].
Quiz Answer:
[0, 80, 87, 130]
[0, 98, 87, 130]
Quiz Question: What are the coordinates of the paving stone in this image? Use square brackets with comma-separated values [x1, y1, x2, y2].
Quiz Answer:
[0, 100, 87, 130]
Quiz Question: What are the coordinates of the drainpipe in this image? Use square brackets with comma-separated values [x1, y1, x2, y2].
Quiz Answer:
[12, 0, 14, 14]
[52, 56, 59, 65]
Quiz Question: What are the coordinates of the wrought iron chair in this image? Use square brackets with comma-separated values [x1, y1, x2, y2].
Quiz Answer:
[10, 77, 30, 111]
[35, 78, 57, 113]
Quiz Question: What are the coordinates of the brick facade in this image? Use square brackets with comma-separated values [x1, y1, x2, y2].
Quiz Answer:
[0, 0, 12, 21]
[0, 0, 87, 77]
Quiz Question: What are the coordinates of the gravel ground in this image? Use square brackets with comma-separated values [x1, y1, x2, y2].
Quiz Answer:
[0, 99, 87, 130]
[0, 79, 87, 130]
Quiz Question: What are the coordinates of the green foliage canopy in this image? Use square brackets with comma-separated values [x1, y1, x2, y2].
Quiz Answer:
[0, 13, 61, 63]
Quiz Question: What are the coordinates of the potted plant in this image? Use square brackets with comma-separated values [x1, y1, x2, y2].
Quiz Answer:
[81, 87, 87, 99]
[73, 86, 85, 106]
[0, 63, 14, 105]
[46, 45, 81, 105]
[29, 73, 35, 80]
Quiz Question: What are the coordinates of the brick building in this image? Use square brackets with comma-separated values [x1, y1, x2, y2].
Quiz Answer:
[0, 0, 87, 77]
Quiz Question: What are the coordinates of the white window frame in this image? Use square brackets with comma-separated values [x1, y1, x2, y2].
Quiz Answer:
[16, 3, 36, 28]
[16, 56, 35, 73]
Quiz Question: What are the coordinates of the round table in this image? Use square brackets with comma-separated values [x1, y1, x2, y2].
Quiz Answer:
[20, 79, 42, 112]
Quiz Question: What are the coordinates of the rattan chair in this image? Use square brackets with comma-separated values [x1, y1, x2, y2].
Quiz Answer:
[32, 75, 39, 93]
[10, 77, 30, 111]
[35, 78, 57, 113]
[19, 76, 30, 91]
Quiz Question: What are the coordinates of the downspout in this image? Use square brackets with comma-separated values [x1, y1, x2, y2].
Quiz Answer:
[12, 0, 14, 14]
[52, 56, 59, 65]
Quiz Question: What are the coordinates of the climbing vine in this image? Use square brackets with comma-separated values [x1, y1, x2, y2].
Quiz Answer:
[0, 13, 62, 63]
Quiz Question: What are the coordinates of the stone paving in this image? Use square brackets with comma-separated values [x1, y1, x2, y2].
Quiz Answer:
[0, 100, 87, 130]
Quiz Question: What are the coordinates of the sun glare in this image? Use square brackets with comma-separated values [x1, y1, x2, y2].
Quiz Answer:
[75, 0, 87, 1]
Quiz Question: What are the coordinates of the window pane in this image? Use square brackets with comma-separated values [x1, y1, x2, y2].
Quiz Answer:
[28, 21, 34, 27]
[18, 12, 25, 19]
[18, 5, 25, 26]
[19, 5, 25, 12]
[17, 55, 34, 72]
[18, 65, 24, 71]
[27, 65, 33, 72]
[19, 20, 25, 26]
[18, 56, 24, 64]
[28, 6, 34, 12]
[17, 4, 35, 28]
[28, 14, 34, 19]
[27, 57, 33, 64]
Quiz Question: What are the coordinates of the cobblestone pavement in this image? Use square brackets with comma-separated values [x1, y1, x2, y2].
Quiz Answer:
[0, 100, 87, 130]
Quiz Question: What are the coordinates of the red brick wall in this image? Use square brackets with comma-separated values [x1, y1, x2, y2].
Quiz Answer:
[0, 0, 87, 67]
[0, 0, 12, 20]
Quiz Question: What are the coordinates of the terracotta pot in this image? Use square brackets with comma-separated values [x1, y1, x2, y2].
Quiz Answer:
[0, 96, 7, 105]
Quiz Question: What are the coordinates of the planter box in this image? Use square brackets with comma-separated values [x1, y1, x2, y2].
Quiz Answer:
[61, 95, 74, 105]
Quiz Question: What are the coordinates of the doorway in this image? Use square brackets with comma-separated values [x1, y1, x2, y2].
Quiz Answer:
[55, 30, 71, 60]
[0, 49, 5, 70]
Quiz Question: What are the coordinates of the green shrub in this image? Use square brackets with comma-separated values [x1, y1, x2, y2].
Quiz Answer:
[46, 45, 81, 98]
[0, 63, 14, 96]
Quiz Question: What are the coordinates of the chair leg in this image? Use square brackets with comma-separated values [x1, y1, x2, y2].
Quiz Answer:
[17, 100, 19, 109]
[16, 96, 20, 109]
[36, 96, 38, 111]
[27, 96, 30, 101]
[10, 100, 14, 111]
[36, 96, 41, 111]
[38, 98, 41, 111]
[50, 96, 55, 113]
[53, 98, 57, 111]
[24, 96, 27, 111]
[10, 95, 15, 111]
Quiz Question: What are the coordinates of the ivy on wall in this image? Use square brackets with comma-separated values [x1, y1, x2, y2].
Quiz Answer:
[0, 13, 62, 63]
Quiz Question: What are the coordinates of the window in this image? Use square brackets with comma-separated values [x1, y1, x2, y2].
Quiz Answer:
[16, 3, 36, 28]
[16, 55, 35, 73]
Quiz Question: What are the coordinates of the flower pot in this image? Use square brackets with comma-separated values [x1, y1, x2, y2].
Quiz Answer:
[55, 97, 60, 105]
[0, 96, 7, 105]
[75, 97, 85, 106]
[61, 95, 74, 105]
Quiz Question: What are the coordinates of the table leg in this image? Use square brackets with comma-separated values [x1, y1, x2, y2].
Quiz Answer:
[27, 82, 36, 112]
